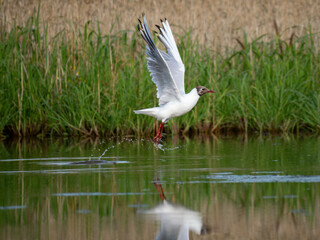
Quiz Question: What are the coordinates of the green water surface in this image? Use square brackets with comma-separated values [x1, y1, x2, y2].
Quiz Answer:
[0, 136, 319, 239]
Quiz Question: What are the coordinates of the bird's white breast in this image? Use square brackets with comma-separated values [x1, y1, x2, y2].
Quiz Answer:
[158, 88, 200, 122]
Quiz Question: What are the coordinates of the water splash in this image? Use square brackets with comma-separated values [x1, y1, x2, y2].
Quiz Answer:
[97, 145, 115, 160]
[154, 142, 182, 152]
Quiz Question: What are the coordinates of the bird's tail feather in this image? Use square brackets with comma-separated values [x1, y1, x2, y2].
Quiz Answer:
[134, 108, 156, 117]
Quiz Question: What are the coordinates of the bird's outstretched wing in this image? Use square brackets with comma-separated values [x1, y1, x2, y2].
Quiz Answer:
[156, 19, 185, 96]
[138, 14, 185, 106]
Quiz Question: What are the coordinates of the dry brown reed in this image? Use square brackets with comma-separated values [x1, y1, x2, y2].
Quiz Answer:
[2, 0, 320, 49]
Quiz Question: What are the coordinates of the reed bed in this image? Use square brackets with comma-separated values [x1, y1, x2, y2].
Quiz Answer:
[2, 0, 320, 49]
[1, 9, 320, 137]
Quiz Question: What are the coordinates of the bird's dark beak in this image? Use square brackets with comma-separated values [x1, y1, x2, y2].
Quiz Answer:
[207, 90, 215, 93]
[200, 224, 211, 235]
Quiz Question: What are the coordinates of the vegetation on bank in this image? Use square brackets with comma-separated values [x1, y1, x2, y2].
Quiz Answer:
[1, 10, 320, 137]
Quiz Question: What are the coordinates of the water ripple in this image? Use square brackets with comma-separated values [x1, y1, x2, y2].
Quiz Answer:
[204, 173, 320, 183]
[52, 192, 152, 197]
[0, 205, 27, 210]
[0, 156, 125, 162]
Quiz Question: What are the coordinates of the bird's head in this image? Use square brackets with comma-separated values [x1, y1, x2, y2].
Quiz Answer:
[196, 86, 215, 96]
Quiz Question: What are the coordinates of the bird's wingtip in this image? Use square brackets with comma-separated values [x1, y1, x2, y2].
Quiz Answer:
[142, 13, 147, 21]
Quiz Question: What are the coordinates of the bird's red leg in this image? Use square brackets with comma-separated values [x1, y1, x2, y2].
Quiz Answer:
[157, 123, 164, 143]
[158, 181, 166, 200]
[153, 179, 166, 201]
[153, 181, 163, 201]
[153, 123, 162, 142]
[153, 122, 164, 143]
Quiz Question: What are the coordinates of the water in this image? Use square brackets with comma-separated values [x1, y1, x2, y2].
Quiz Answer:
[0, 136, 319, 239]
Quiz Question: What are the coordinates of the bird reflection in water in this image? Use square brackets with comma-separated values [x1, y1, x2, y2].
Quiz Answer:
[139, 179, 209, 240]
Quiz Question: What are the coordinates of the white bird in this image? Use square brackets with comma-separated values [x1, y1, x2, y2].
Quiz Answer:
[134, 14, 215, 143]
[139, 180, 209, 240]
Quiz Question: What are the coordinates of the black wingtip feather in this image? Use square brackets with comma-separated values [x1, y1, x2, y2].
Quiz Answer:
[137, 14, 159, 52]
[141, 29, 156, 51]
[155, 25, 161, 31]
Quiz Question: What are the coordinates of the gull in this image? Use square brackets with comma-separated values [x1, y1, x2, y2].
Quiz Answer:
[134, 14, 215, 143]
[138, 180, 209, 240]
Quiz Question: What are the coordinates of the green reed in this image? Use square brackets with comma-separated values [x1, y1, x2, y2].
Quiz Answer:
[1, 12, 320, 137]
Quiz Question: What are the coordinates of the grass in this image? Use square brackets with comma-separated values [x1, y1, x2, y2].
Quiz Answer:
[1, 10, 320, 137]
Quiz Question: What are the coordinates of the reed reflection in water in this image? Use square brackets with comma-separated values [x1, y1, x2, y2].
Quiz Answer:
[0, 136, 319, 239]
